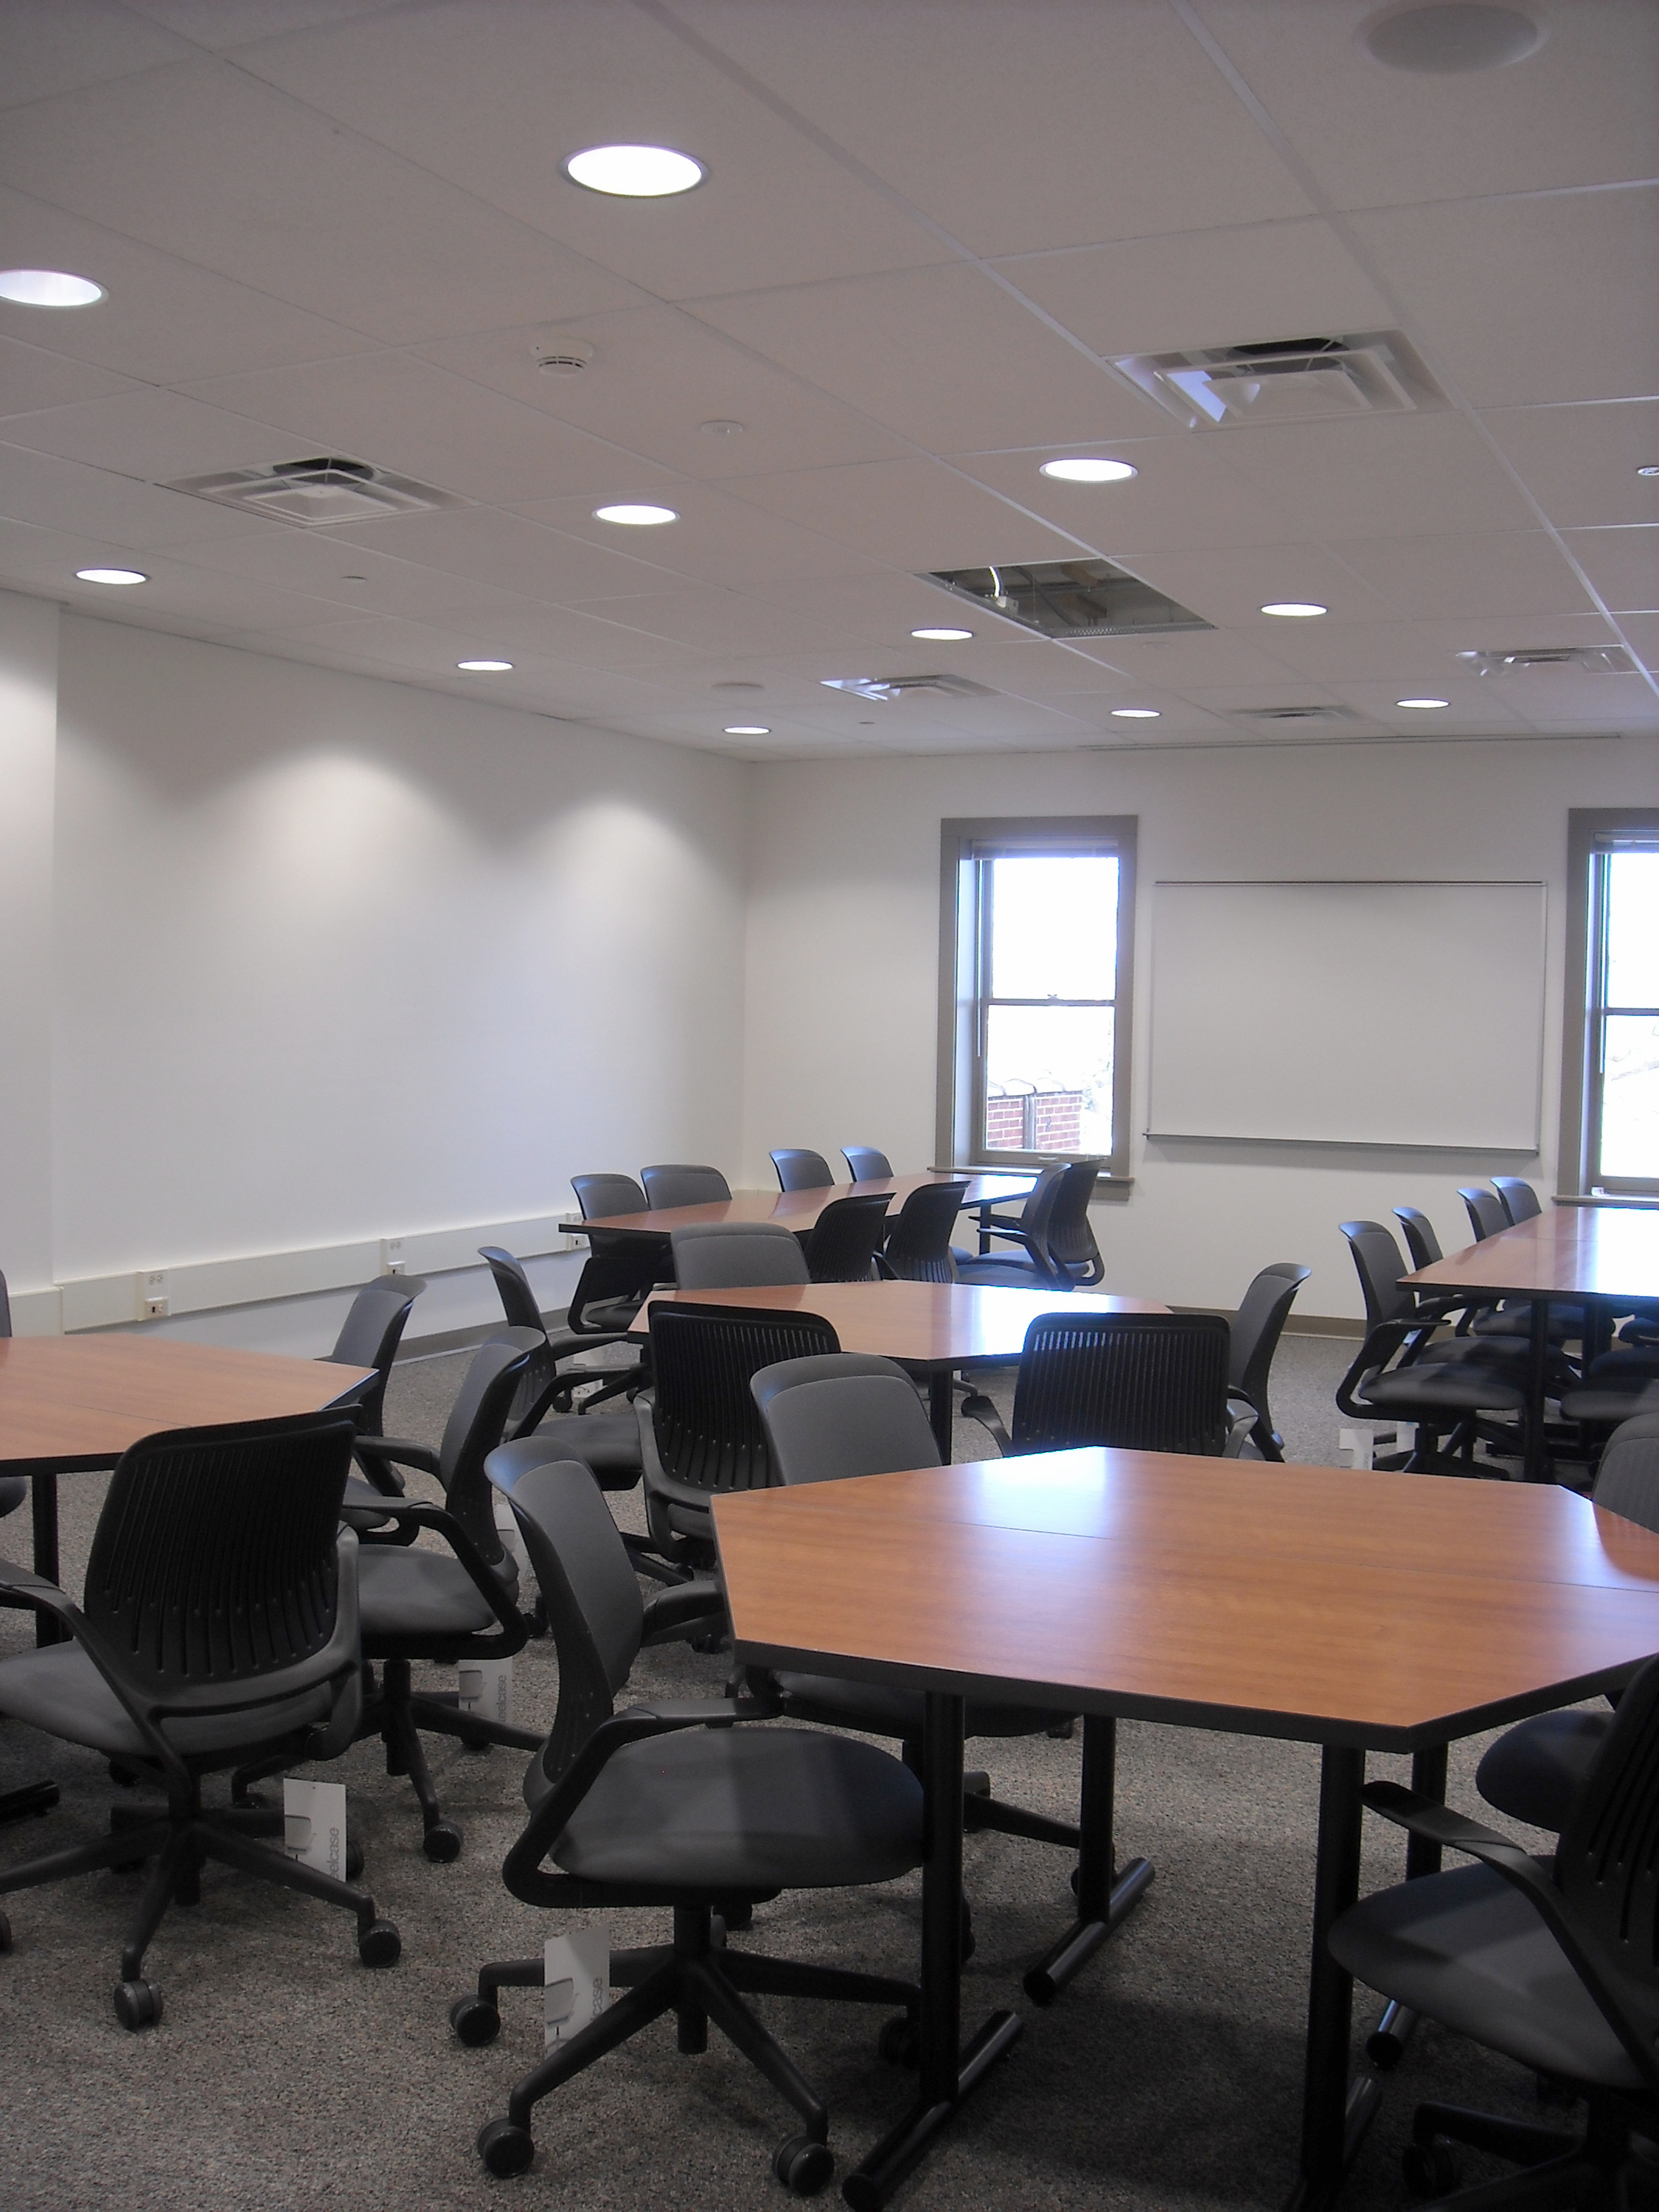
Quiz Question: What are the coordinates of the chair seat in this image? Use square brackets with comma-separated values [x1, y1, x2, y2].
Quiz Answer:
[1472, 1304, 1585, 1340]
[356, 1545, 502, 1638]
[499, 1414, 642, 1491]
[1329, 1859, 1642, 2092]
[776, 1669, 1060, 1742]
[1561, 1383, 1659, 1426]
[1476, 1707, 1610, 1833]
[956, 1258, 1064, 1288]
[0, 1642, 332, 1761]
[551, 1724, 923, 1892]
[1354, 1363, 1526, 1415]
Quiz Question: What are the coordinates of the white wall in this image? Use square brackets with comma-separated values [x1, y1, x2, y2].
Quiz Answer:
[0, 591, 58, 1302]
[739, 732, 1659, 1321]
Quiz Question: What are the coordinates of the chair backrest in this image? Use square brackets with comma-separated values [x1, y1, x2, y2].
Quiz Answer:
[1339, 1220, 1415, 1332]
[1592, 1413, 1659, 1530]
[434, 1328, 543, 1565]
[883, 1178, 967, 1284]
[479, 1247, 563, 1431]
[771, 1148, 835, 1192]
[1458, 1186, 1509, 1241]
[0, 1267, 10, 1338]
[1042, 1161, 1105, 1282]
[1391, 1206, 1444, 1270]
[753, 1353, 942, 1484]
[802, 1192, 892, 1283]
[647, 1302, 839, 1498]
[1492, 1175, 1543, 1225]
[571, 1172, 648, 1220]
[1009, 1311, 1232, 1456]
[843, 1147, 893, 1183]
[641, 1163, 731, 1209]
[324, 1275, 425, 1439]
[83, 1411, 359, 1716]
[671, 1222, 810, 1290]
[1228, 1262, 1311, 1399]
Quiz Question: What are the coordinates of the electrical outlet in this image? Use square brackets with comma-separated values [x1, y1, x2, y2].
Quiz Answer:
[142, 1270, 169, 1318]
[380, 1237, 406, 1276]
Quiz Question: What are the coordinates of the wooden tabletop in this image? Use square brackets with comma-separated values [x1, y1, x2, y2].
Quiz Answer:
[563, 1172, 1037, 1239]
[716, 1448, 1659, 1750]
[0, 1336, 375, 1476]
[1406, 1204, 1659, 1302]
[630, 1280, 1168, 1366]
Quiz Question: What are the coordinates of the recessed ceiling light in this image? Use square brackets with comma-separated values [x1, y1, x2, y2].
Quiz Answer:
[911, 626, 973, 641]
[563, 145, 705, 198]
[724, 724, 770, 736]
[1040, 456, 1138, 484]
[1397, 696, 1450, 709]
[1363, 5, 1543, 74]
[0, 268, 105, 307]
[700, 419, 744, 437]
[1261, 600, 1328, 619]
[1638, 465, 1659, 479]
[75, 566, 146, 586]
[457, 658, 513, 672]
[1110, 707, 1161, 719]
[594, 502, 678, 526]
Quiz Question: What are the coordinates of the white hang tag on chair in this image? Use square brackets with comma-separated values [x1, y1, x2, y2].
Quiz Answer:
[544, 1927, 611, 2047]
[458, 1656, 514, 1725]
[282, 1778, 348, 1879]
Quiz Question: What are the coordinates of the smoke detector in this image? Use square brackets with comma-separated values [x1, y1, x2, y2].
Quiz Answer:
[1115, 332, 1444, 430]
[821, 672, 997, 703]
[534, 339, 594, 376]
[924, 558, 1209, 640]
[1456, 645, 1636, 676]
[164, 456, 462, 526]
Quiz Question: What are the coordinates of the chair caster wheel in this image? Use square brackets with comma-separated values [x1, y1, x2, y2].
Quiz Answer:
[720, 1899, 754, 1932]
[0, 1908, 12, 1954]
[422, 1821, 463, 1863]
[877, 2014, 919, 2068]
[358, 1918, 400, 1968]
[477, 2118, 535, 2177]
[1403, 2142, 1458, 2197]
[345, 1840, 365, 1881]
[773, 2134, 834, 2196]
[1069, 1865, 1079, 1896]
[234, 1790, 270, 1810]
[450, 1994, 502, 2045]
[114, 1978, 162, 2031]
[1366, 2028, 1405, 2071]
[462, 1738, 492, 1756]
[108, 1761, 138, 1787]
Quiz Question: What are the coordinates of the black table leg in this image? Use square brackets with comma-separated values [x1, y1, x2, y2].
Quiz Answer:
[842, 1691, 1021, 2211]
[1024, 1714, 1153, 2005]
[1522, 1296, 1552, 1484]
[1284, 1745, 1377, 2212]
[30, 1472, 63, 1646]
[927, 1371, 955, 1461]
[1367, 1743, 1448, 2068]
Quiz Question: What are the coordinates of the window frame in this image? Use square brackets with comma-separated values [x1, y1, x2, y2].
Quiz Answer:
[936, 816, 1136, 1182]
[1559, 807, 1659, 1198]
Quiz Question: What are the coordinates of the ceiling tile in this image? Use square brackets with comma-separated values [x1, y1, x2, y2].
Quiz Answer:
[0, 384, 299, 480]
[560, 587, 841, 659]
[1214, 412, 1539, 540]
[0, 437, 261, 549]
[954, 436, 1308, 557]
[451, 601, 715, 675]
[1485, 400, 1659, 531]
[0, 332, 139, 419]
[119, 2, 406, 52]
[1323, 681, 1530, 731]
[1411, 610, 1624, 655]
[158, 527, 536, 625]
[722, 457, 1085, 571]
[1056, 629, 1306, 688]
[317, 506, 680, 607]
[1613, 612, 1659, 669]
[1231, 619, 1474, 686]
[1477, 669, 1659, 728]
[0, 1, 194, 109]
[509, 481, 881, 592]
[1329, 531, 1599, 622]
[1561, 526, 1659, 612]
[1108, 543, 1408, 627]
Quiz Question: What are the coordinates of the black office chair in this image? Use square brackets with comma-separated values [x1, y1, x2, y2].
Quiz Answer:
[477, 1245, 644, 1478]
[0, 1269, 60, 1829]
[880, 1177, 967, 1284]
[1227, 1262, 1312, 1460]
[1458, 1186, 1587, 1347]
[450, 1457, 922, 2194]
[1331, 1652, 1659, 2211]
[843, 1147, 892, 1183]
[1459, 1185, 1510, 1242]
[976, 1310, 1234, 1457]
[0, 1411, 399, 2027]
[324, 1274, 426, 1446]
[670, 1221, 810, 1290]
[567, 1174, 671, 1368]
[771, 1148, 836, 1192]
[958, 1161, 1104, 1288]
[1492, 1175, 1543, 1225]
[640, 1164, 731, 1209]
[802, 1193, 892, 1283]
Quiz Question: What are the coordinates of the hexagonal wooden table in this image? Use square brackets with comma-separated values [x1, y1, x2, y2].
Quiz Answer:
[715, 1447, 1659, 2211]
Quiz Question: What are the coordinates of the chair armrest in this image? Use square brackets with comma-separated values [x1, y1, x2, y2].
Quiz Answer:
[627, 1694, 779, 1725]
[641, 1578, 727, 1645]
[1335, 1323, 1413, 1418]
[1222, 1406, 1259, 1458]
[0, 1559, 195, 1789]
[353, 1435, 440, 1480]
[958, 1388, 1012, 1453]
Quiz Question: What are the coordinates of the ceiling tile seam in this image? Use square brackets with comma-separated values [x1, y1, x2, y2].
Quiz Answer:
[1165, 0, 1659, 711]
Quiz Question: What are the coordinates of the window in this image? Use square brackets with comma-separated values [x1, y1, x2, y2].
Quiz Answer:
[936, 817, 1135, 1179]
[1561, 810, 1659, 1197]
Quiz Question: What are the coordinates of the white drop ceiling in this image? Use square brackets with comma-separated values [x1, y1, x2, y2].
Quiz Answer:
[0, 0, 1654, 759]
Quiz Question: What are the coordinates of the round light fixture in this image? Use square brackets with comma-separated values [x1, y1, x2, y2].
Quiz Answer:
[1638, 465, 1659, 479]
[724, 724, 770, 736]
[0, 268, 105, 307]
[911, 626, 973, 641]
[1040, 456, 1138, 484]
[1363, 4, 1543, 73]
[1110, 707, 1161, 719]
[594, 502, 678, 526]
[75, 566, 146, 586]
[1261, 600, 1329, 619]
[1397, 696, 1450, 709]
[563, 145, 705, 198]
[457, 658, 513, 672]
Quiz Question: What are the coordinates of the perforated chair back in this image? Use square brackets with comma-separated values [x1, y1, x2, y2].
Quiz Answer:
[1229, 1262, 1311, 1402]
[647, 1303, 839, 1498]
[432, 1329, 543, 1566]
[771, 1148, 835, 1192]
[571, 1173, 647, 1220]
[640, 1164, 731, 1209]
[843, 1147, 893, 1183]
[802, 1193, 892, 1283]
[327, 1276, 425, 1434]
[1592, 1413, 1659, 1529]
[1493, 1176, 1543, 1225]
[671, 1222, 810, 1290]
[478, 1246, 562, 1432]
[1044, 1161, 1105, 1283]
[1009, 1311, 1231, 1456]
[1340, 1220, 1416, 1332]
[753, 1354, 941, 1485]
[1392, 1206, 1444, 1270]
[883, 1178, 967, 1284]
[1459, 1186, 1509, 1241]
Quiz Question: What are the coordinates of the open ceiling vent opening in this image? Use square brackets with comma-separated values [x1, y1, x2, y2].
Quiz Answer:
[923, 558, 1210, 640]
[821, 672, 996, 703]
[1114, 332, 1444, 429]
[163, 456, 464, 525]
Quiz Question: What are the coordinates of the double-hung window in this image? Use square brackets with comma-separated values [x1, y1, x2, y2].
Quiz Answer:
[937, 817, 1135, 1179]
[1562, 810, 1659, 1197]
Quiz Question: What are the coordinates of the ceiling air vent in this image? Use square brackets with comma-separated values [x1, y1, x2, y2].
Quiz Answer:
[821, 672, 996, 703]
[1456, 645, 1636, 676]
[162, 456, 464, 526]
[922, 559, 1210, 640]
[1113, 332, 1443, 430]
[1232, 704, 1363, 726]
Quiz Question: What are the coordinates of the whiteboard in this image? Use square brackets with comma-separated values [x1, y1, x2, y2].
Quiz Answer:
[1147, 880, 1546, 1150]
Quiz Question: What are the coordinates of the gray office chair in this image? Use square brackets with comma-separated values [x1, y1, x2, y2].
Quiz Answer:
[1331, 1652, 1659, 2211]
[880, 1177, 967, 1284]
[843, 1147, 892, 1182]
[983, 1310, 1235, 1457]
[1455, 1187, 1587, 1347]
[1227, 1262, 1312, 1460]
[568, 1174, 671, 1352]
[0, 1267, 60, 1829]
[450, 1456, 923, 2194]
[771, 1148, 835, 1192]
[324, 1274, 426, 1446]
[957, 1162, 1104, 1288]
[1492, 1175, 1543, 1224]
[801, 1193, 891, 1282]
[641, 1164, 731, 1209]
[0, 1411, 398, 2027]
[670, 1221, 809, 1290]
[477, 1245, 643, 1484]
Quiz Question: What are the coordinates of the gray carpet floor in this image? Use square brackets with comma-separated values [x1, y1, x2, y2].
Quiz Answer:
[0, 1337, 1590, 2212]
